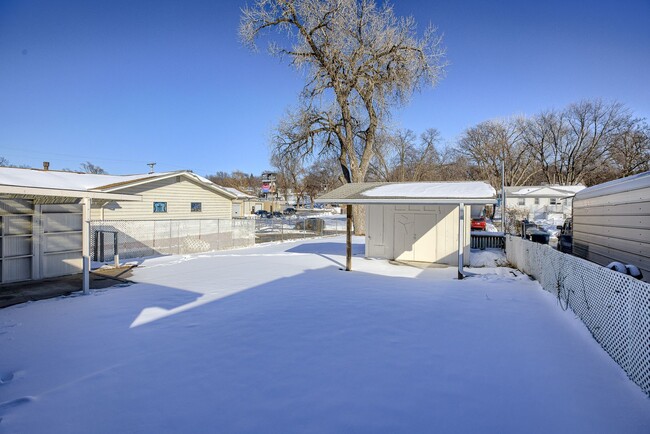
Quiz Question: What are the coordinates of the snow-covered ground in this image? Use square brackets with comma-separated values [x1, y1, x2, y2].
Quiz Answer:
[1, 236, 649, 433]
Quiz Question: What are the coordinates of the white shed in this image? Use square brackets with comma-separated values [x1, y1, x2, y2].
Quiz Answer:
[316, 182, 496, 278]
[0, 182, 139, 291]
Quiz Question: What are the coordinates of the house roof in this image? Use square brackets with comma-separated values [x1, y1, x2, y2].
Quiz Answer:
[316, 181, 496, 205]
[0, 167, 237, 200]
[504, 184, 586, 198]
[574, 170, 650, 201]
[218, 186, 257, 200]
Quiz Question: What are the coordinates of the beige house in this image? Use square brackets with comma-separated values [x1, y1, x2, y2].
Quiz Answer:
[89, 171, 236, 220]
[0, 167, 240, 287]
[218, 186, 263, 217]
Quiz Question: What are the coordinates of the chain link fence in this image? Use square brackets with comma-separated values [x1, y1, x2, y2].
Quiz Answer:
[506, 235, 650, 396]
[254, 215, 347, 244]
[91, 219, 255, 260]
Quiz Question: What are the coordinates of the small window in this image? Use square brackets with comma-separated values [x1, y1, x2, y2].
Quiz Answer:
[534, 198, 540, 205]
[153, 202, 167, 213]
[191, 202, 202, 212]
[550, 198, 558, 205]
[518, 198, 525, 206]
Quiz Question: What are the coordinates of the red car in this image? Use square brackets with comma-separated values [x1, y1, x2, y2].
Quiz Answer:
[471, 217, 487, 231]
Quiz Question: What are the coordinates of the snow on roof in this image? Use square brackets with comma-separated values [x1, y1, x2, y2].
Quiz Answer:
[505, 184, 586, 197]
[316, 181, 496, 204]
[219, 186, 256, 199]
[362, 182, 495, 199]
[0, 167, 165, 191]
[508, 187, 541, 195]
[575, 170, 650, 201]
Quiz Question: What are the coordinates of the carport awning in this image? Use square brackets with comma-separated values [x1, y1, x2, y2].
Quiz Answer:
[0, 184, 141, 294]
[0, 184, 141, 202]
[315, 181, 497, 205]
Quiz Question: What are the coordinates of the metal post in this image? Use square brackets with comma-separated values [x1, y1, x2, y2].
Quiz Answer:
[113, 231, 119, 267]
[82, 197, 91, 294]
[458, 202, 465, 280]
[346, 204, 352, 271]
[93, 230, 99, 262]
[99, 231, 105, 262]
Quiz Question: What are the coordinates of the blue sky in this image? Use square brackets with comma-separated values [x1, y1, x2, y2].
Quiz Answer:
[0, 0, 648, 176]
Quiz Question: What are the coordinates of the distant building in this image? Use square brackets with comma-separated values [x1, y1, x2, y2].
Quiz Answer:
[501, 184, 586, 222]
[260, 171, 277, 199]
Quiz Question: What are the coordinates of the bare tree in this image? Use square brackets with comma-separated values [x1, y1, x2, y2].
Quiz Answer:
[207, 171, 260, 194]
[524, 100, 630, 185]
[80, 161, 108, 174]
[608, 120, 650, 178]
[458, 118, 538, 188]
[303, 156, 343, 204]
[271, 151, 307, 206]
[240, 0, 445, 233]
[368, 127, 443, 181]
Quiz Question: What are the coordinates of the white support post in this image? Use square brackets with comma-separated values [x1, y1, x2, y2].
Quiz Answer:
[458, 202, 465, 280]
[32, 204, 42, 280]
[82, 197, 91, 294]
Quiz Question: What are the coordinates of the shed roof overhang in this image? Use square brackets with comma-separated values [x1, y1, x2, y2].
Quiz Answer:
[315, 198, 497, 205]
[0, 184, 142, 202]
[315, 182, 497, 205]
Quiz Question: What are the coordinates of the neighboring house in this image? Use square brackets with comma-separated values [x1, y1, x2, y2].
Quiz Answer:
[0, 167, 240, 286]
[218, 186, 263, 217]
[316, 181, 497, 275]
[89, 170, 236, 220]
[502, 185, 586, 222]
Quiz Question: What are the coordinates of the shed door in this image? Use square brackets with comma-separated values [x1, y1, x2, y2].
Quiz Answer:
[394, 213, 437, 262]
[40, 205, 83, 278]
[233, 203, 241, 217]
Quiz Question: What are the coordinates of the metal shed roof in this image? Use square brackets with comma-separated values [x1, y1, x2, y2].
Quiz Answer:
[574, 170, 650, 201]
[315, 181, 496, 205]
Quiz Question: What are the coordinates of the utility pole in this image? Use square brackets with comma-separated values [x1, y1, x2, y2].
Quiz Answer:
[501, 160, 507, 233]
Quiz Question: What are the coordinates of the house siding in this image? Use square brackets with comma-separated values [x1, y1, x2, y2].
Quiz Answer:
[573, 185, 650, 282]
[91, 177, 232, 221]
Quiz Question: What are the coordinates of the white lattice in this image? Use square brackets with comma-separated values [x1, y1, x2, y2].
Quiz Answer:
[506, 235, 650, 396]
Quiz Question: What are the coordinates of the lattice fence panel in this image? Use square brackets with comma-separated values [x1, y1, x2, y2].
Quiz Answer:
[506, 235, 650, 396]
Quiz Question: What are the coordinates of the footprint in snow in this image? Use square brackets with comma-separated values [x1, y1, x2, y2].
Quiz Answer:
[0, 370, 25, 386]
[0, 396, 35, 417]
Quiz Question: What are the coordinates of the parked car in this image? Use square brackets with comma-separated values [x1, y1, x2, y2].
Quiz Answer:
[254, 210, 270, 218]
[283, 207, 296, 215]
[471, 217, 486, 231]
[272, 211, 283, 218]
[557, 218, 572, 253]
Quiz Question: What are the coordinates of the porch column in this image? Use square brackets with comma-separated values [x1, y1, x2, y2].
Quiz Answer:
[82, 197, 92, 294]
[458, 202, 465, 280]
[346, 204, 352, 271]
